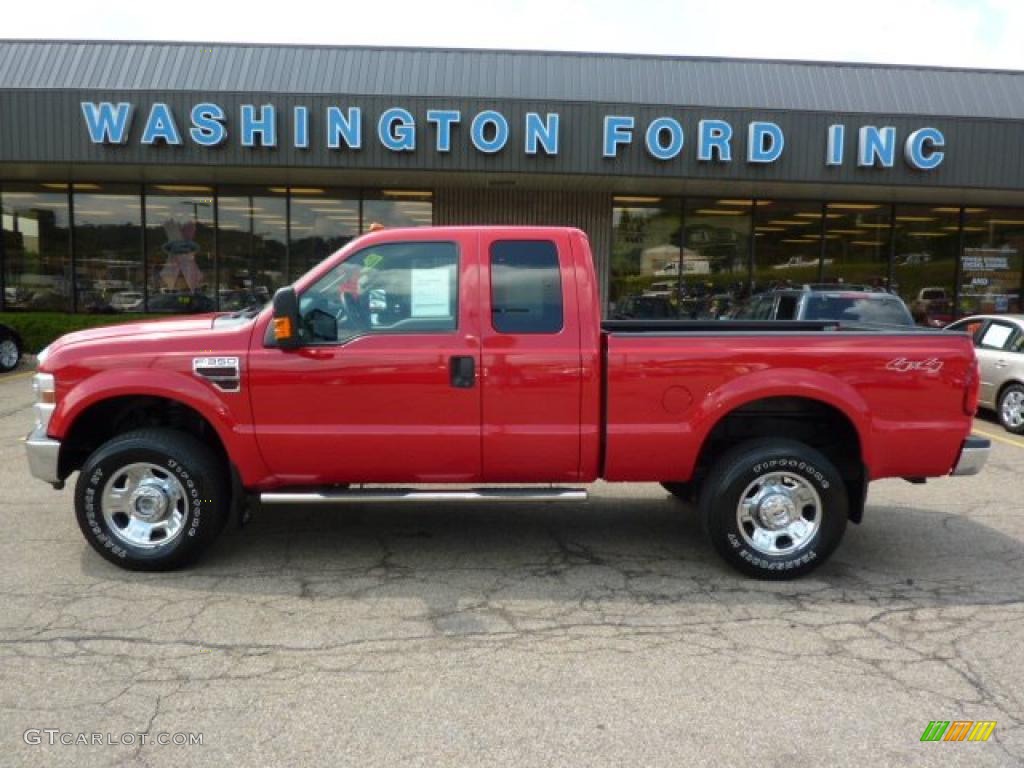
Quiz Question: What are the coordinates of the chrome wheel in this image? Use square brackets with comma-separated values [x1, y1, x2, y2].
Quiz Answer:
[736, 471, 822, 556]
[0, 339, 18, 370]
[1002, 389, 1024, 430]
[101, 462, 188, 549]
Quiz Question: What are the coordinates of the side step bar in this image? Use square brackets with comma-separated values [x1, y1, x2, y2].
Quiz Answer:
[259, 488, 588, 505]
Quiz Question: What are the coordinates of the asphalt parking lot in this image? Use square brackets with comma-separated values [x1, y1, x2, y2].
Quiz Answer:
[1, 369, 1022, 767]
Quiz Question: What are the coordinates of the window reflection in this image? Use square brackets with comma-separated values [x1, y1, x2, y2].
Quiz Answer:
[823, 203, 892, 289]
[218, 188, 287, 311]
[74, 184, 143, 314]
[1, 184, 71, 311]
[363, 191, 433, 231]
[145, 185, 216, 314]
[683, 199, 751, 318]
[288, 190, 359, 280]
[960, 208, 1024, 315]
[892, 205, 958, 326]
[609, 198, 682, 319]
[753, 200, 823, 291]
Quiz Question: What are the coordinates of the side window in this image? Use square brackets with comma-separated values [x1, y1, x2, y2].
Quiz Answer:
[299, 241, 458, 344]
[490, 240, 564, 334]
[946, 319, 986, 342]
[775, 295, 798, 320]
[750, 295, 774, 320]
[979, 321, 1016, 351]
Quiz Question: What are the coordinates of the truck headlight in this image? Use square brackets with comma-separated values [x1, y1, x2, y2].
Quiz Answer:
[32, 372, 56, 431]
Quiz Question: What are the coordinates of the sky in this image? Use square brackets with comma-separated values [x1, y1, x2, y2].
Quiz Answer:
[1, 0, 1022, 71]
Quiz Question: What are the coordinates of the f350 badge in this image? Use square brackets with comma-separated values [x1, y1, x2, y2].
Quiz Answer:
[886, 357, 943, 373]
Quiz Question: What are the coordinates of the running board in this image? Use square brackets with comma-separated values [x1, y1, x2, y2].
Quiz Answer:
[259, 488, 588, 505]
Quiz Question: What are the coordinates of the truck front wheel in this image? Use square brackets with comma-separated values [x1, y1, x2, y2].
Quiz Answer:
[74, 428, 228, 571]
[698, 438, 847, 579]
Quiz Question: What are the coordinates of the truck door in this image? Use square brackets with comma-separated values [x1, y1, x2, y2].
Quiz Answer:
[478, 231, 582, 482]
[247, 232, 482, 484]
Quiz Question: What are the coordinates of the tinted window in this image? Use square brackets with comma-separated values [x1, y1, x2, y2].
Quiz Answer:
[802, 295, 913, 326]
[490, 240, 563, 334]
[776, 295, 798, 320]
[299, 241, 458, 343]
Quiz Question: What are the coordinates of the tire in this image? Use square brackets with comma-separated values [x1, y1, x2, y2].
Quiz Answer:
[75, 428, 229, 571]
[660, 481, 694, 502]
[698, 438, 847, 580]
[0, 328, 21, 373]
[998, 383, 1024, 435]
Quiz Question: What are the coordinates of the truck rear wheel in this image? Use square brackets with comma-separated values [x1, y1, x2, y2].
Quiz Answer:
[698, 438, 847, 579]
[75, 428, 228, 571]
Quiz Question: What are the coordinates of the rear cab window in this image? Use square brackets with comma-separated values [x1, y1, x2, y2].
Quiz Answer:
[489, 240, 564, 334]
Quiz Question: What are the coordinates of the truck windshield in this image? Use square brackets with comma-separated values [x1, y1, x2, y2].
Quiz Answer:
[803, 295, 914, 326]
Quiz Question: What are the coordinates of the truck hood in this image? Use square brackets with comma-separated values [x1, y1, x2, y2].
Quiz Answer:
[48, 315, 218, 353]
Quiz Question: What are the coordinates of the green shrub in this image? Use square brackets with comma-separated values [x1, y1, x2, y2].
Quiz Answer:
[0, 312, 169, 354]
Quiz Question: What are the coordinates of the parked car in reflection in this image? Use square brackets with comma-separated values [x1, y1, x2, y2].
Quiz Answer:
[910, 287, 953, 327]
[110, 291, 144, 312]
[147, 291, 217, 314]
[611, 295, 675, 320]
[946, 314, 1024, 434]
[733, 286, 915, 326]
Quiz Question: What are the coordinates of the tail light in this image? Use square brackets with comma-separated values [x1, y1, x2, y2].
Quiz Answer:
[963, 358, 981, 416]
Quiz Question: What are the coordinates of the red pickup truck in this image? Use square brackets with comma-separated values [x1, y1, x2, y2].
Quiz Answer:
[25, 226, 989, 578]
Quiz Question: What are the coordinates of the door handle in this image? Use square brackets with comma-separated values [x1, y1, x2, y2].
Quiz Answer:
[449, 356, 476, 388]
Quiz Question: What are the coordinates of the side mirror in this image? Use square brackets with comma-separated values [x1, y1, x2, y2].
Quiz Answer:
[271, 286, 301, 349]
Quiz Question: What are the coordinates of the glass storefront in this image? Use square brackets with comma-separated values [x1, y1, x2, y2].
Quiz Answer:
[1, 184, 433, 314]
[823, 203, 892, 289]
[287, 189, 359, 280]
[753, 200, 823, 291]
[959, 207, 1024, 315]
[145, 185, 216, 314]
[683, 199, 752, 318]
[72, 184, 145, 314]
[1, 183, 72, 311]
[609, 198, 682, 319]
[2, 182, 1022, 321]
[892, 205, 959, 326]
[217, 187, 288, 311]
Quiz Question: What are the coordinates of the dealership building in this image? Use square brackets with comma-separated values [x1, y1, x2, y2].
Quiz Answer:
[1, 39, 1023, 320]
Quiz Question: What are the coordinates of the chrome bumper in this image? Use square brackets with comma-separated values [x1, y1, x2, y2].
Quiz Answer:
[25, 425, 61, 485]
[951, 436, 990, 477]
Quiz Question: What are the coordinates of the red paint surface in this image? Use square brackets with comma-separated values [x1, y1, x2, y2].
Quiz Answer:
[42, 226, 978, 489]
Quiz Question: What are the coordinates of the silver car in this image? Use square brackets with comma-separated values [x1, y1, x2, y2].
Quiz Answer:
[946, 315, 1024, 434]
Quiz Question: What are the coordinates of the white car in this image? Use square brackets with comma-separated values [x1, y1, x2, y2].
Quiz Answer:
[110, 291, 144, 311]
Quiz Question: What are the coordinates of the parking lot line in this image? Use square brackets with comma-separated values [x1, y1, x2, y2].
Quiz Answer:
[972, 426, 1024, 450]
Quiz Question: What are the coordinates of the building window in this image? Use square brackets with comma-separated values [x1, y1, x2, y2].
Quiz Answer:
[960, 207, 1024, 316]
[1, 183, 72, 311]
[892, 205, 959, 326]
[609, 198, 682, 319]
[753, 200, 823, 292]
[823, 203, 892, 289]
[288, 188, 359, 280]
[73, 183, 143, 314]
[218, 187, 288, 311]
[684, 198, 752, 318]
[144, 185, 216, 314]
[362, 190, 433, 231]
